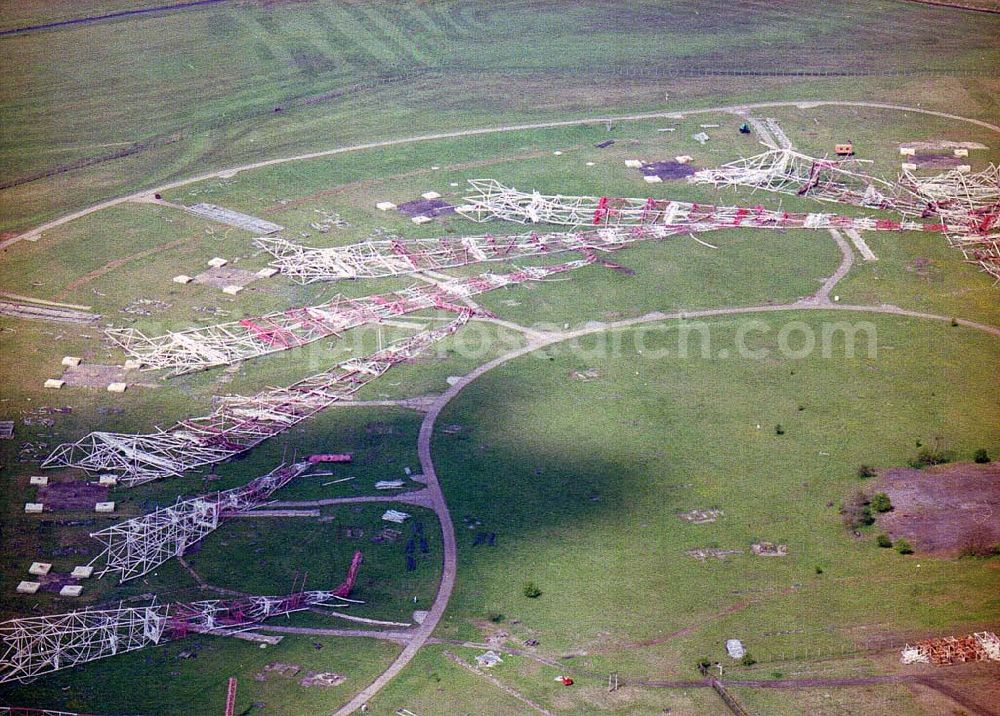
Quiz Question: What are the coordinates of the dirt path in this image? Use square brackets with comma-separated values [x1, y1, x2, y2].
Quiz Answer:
[0, 0, 228, 37]
[54, 236, 190, 300]
[914, 675, 1000, 716]
[268, 490, 434, 509]
[6, 100, 1000, 250]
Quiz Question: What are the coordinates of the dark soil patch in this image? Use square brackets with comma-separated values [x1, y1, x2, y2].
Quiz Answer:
[905, 257, 938, 279]
[876, 462, 1000, 556]
[193, 266, 258, 288]
[396, 198, 455, 218]
[912, 154, 963, 169]
[37, 482, 108, 510]
[365, 421, 395, 435]
[61, 364, 128, 387]
[38, 573, 78, 592]
[641, 160, 696, 180]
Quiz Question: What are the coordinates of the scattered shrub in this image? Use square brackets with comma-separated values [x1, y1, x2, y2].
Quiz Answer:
[814, 565, 824, 574]
[841, 491, 874, 529]
[909, 447, 951, 468]
[876, 534, 893, 548]
[771, 671, 784, 679]
[870, 492, 892, 513]
[488, 612, 505, 623]
[741, 652, 757, 667]
[857, 464, 877, 479]
[973, 448, 991, 464]
[895, 539, 914, 555]
[775, 424, 785, 435]
[523, 581, 542, 598]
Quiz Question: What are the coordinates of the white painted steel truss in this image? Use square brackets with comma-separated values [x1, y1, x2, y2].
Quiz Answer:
[686, 149, 925, 213]
[42, 315, 469, 485]
[0, 552, 362, 684]
[89, 461, 312, 582]
[108, 258, 593, 374]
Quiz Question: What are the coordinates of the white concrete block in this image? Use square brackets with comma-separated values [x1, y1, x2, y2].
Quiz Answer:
[375, 201, 397, 211]
[44, 379, 65, 389]
[449, 182, 459, 187]
[59, 585, 83, 597]
[222, 285, 243, 295]
[421, 191, 441, 200]
[29, 476, 48, 486]
[61, 356, 81, 367]
[585, 162, 596, 167]
[71, 566, 94, 579]
[411, 215, 433, 225]
[95, 502, 116, 513]
[24, 503, 43, 514]
[16, 581, 40, 594]
[255, 267, 279, 278]
[123, 360, 142, 371]
[899, 147, 915, 156]
[552, 150, 563, 156]
[954, 148, 969, 157]
[957, 164, 971, 172]
[901, 163, 918, 171]
[98, 475, 118, 487]
[106, 382, 128, 393]
[674, 155, 693, 164]
[643, 175, 663, 183]
[624, 159, 643, 168]
[207, 257, 228, 268]
[29, 562, 51, 576]
[172, 275, 194, 284]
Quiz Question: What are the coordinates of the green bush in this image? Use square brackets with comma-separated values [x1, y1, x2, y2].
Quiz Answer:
[876, 534, 893, 548]
[523, 581, 542, 598]
[741, 652, 757, 667]
[973, 448, 991, 464]
[909, 447, 951, 468]
[775, 424, 785, 435]
[870, 492, 892, 513]
[856, 464, 877, 479]
[895, 539, 914, 555]
[841, 491, 874, 529]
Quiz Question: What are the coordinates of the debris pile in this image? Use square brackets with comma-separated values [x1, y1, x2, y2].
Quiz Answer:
[901, 631, 1000, 665]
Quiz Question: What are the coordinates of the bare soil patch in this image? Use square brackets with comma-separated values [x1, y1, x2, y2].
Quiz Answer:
[193, 266, 257, 288]
[37, 481, 108, 510]
[912, 154, 963, 169]
[876, 462, 1000, 555]
[61, 364, 128, 387]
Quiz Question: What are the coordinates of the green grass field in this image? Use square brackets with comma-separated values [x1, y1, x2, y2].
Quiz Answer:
[1, 1, 998, 714]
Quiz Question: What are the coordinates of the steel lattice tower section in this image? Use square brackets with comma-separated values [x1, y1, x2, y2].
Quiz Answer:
[88, 461, 312, 582]
[0, 553, 363, 684]
[456, 179, 944, 233]
[254, 226, 685, 283]
[686, 149, 927, 213]
[255, 182, 946, 285]
[900, 165, 1000, 282]
[108, 257, 595, 375]
[42, 314, 470, 485]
